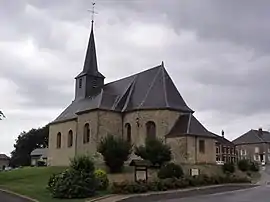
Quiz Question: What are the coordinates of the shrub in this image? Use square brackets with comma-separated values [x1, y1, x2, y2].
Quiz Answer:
[158, 163, 183, 179]
[238, 159, 250, 172]
[249, 162, 259, 172]
[97, 135, 132, 173]
[111, 174, 251, 194]
[47, 156, 97, 199]
[135, 137, 171, 167]
[70, 155, 95, 173]
[47, 169, 97, 198]
[94, 169, 109, 190]
[222, 162, 235, 174]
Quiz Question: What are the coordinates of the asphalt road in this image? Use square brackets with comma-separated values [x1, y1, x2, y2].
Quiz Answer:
[0, 191, 32, 202]
[164, 185, 269, 202]
[163, 165, 270, 202]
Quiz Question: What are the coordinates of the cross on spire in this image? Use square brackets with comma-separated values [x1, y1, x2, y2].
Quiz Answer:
[88, 2, 98, 24]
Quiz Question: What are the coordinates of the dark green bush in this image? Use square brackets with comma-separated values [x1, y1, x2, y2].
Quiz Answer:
[47, 156, 97, 199]
[238, 159, 250, 172]
[97, 135, 132, 173]
[158, 163, 183, 179]
[222, 162, 235, 174]
[135, 137, 171, 167]
[249, 162, 259, 172]
[47, 169, 97, 198]
[94, 169, 109, 190]
[111, 173, 251, 194]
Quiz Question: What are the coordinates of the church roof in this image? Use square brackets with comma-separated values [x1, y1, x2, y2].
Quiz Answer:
[166, 114, 215, 138]
[52, 64, 193, 124]
[75, 22, 104, 79]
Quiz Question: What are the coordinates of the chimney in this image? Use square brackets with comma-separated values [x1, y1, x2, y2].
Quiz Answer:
[221, 130, 224, 138]
[258, 128, 263, 137]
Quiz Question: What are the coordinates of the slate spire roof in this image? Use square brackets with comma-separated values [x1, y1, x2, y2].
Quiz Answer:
[75, 21, 104, 79]
[52, 64, 193, 124]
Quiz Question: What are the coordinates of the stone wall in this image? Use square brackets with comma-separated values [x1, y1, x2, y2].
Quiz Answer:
[48, 120, 77, 166]
[123, 110, 180, 146]
[167, 136, 216, 164]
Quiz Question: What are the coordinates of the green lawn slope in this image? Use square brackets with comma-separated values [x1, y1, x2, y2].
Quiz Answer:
[0, 167, 90, 202]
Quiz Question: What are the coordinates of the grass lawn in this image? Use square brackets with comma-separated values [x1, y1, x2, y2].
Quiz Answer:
[0, 167, 107, 202]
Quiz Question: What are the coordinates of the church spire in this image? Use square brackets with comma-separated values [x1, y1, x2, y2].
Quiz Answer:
[76, 3, 104, 79]
[82, 21, 100, 76]
[74, 4, 105, 100]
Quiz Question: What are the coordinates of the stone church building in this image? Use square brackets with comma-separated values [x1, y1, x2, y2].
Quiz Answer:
[48, 22, 217, 166]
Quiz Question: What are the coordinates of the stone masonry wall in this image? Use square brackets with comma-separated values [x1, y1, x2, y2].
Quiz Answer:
[48, 120, 77, 166]
[123, 110, 181, 146]
[167, 136, 216, 164]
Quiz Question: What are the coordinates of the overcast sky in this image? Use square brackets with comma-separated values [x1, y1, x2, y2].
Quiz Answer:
[1, 0, 270, 155]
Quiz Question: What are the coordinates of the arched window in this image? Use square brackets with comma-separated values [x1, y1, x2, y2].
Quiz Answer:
[56, 132, 61, 148]
[146, 121, 156, 139]
[83, 123, 90, 143]
[125, 123, 131, 143]
[68, 130, 73, 147]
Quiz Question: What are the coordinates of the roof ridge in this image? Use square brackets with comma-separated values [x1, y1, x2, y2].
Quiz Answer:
[251, 130, 265, 142]
[104, 64, 162, 87]
[161, 66, 169, 107]
[122, 76, 137, 112]
[97, 88, 104, 108]
[187, 113, 192, 133]
[138, 66, 163, 108]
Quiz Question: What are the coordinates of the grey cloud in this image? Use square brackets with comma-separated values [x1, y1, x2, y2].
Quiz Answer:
[0, 52, 73, 108]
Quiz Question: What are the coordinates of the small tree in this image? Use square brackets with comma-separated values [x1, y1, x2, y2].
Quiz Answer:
[97, 135, 132, 173]
[135, 137, 171, 167]
[222, 162, 235, 174]
[238, 159, 250, 172]
[158, 163, 183, 179]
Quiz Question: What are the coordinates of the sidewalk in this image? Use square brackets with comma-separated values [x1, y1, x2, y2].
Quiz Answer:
[87, 184, 256, 202]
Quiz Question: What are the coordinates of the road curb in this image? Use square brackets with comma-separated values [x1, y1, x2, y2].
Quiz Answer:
[0, 188, 39, 202]
[87, 184, 254, 202]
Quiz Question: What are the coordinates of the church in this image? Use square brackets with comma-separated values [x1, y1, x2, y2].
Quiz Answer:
[48, 21, 217, 166]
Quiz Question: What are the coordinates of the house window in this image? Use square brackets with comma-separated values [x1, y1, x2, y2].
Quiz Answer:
[68, 130, 73, 147]
[146, 121, 156, 139]
[125, 123, 131, 143]
[79, 79, 82, 88]
[216, 146, 219, 154]
[254, 155, 259, 161]
[255, 147, 259, 153]
[83, 123, 90, 143]
[56, 132, 61, 148]
[199, 140, 205, 153]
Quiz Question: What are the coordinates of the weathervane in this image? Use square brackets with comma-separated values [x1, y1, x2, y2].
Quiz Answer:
[88, 2, 98, 23]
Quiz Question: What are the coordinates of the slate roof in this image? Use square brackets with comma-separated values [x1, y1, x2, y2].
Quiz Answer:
[166, 114, 216, 138]
[30, 148, 48, 158]
[75, 22, 104, 79]
[233, 129, 270, 145]
[52, 64, 193, 124]
[210, 132, 234, 146]
[0, 154, 10, 160]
